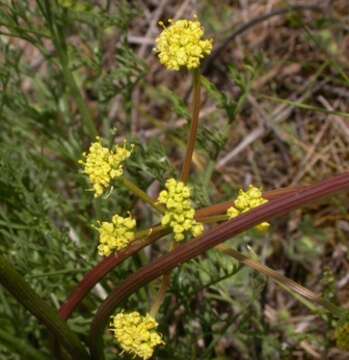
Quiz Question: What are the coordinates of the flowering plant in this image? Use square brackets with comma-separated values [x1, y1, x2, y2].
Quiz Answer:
[0, 4, 349, 360]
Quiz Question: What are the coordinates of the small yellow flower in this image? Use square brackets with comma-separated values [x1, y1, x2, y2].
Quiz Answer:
[335, 322, 349, 351]
[96, 214, 136, 256]
[154, 17, 213, 71]
[227, 185, 270, 232]
[255, 222, 270, 232]
[227, 206, 240, 219]
[79, 137, 133, 197]
[158, 178, 204, 241]
[112, 311, 164, 360]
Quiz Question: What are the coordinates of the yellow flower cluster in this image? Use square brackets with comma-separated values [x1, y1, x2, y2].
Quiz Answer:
[96, 214, 136, 256]
[335, 322, 349, 351]
[155, 18, 213, 71]
[79, 137, 132, 197]
[227, 185, 270, 232]
[158, 178, 203, 241]
[112, 311, 164, 360]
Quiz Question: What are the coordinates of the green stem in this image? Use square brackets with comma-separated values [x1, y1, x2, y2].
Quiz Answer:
[60, 59, 97, 138]
[121, 176, 165, 214]
[0, 328, 47, 360]
[181, 69, 201, 183]
[149, 272, 171, 317]
[149, 241, 179, 319]
[134, 225, 164, 240]
[41, 0, 97, 138]
[276, 280, 320, 313]
[0, 255, 89, 359]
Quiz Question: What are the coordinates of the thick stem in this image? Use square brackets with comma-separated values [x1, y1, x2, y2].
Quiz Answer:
[195, 185, 308, 219]
[0, 255, 89, 359]
[89, 172, 349, 359]
[59, 185, 310, 321]
[181, 70, 201, 183]
[199, 214, 229, 224]
[59, 226, 168, 320]
[152, 70, 203, 315]
[138, 76, 209, 311]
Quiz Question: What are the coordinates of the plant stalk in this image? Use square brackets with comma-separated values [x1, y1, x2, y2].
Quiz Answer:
[41, 0, 97, 138]
[59, 226, 168, 320]
[121, 177, 165, 214]
[88, 172, 349, 359]
[59, 185, 310, 321]
[181, 69, 201, 183]
[149, 272, 171, 317]
[0, 255, 89, 359]
[154, 69, 202, 316]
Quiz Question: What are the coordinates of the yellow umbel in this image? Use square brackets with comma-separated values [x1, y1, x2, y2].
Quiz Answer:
[96, 214, 136, 256]
[79, 137, 132, 197]
[112, 311, 164, 360]
[227, 185, 270, 232]
[158, 178, 203, 241]
[155, 17, 213, 71]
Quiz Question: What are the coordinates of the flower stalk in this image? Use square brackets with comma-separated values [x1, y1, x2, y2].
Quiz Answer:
[149, 272, 172, 318]
[121, 177, 165, 214]
[149, 69, 203, 321]
[181, 69, 202, 183]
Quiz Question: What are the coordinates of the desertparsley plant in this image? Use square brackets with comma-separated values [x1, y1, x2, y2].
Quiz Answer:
[77, 16, 273, 359]
[1, 6, 348, 360]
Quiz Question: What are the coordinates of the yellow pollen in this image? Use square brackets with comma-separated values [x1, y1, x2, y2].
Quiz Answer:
[111, 311, 164, 359]
[79, 137, 133, 197]
[157, 178, 204, 241]
[154, 17, 213, 71]
[96, 214, 136, 256]
[227, 185, 270, 232]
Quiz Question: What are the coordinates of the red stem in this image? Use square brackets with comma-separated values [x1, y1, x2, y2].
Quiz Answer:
[59, 227, 169, 320]
[58, 184, 308, 320]
[89, 172, 349, 359]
